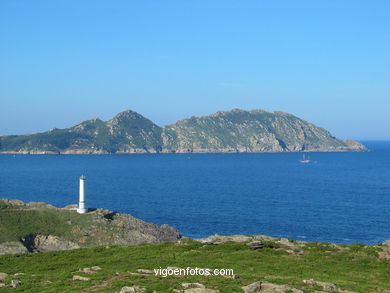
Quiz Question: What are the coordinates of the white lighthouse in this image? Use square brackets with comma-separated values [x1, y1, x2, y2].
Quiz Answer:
[77, 175, 87, 214]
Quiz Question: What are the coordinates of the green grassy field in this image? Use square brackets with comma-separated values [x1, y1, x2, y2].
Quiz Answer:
[0, 239, 389, 292]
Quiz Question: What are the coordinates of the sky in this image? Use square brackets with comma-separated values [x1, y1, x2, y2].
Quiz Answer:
[0, 0, 389, 140]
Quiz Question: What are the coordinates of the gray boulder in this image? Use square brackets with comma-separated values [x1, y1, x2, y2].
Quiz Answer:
[0, 241, 29, 255]
[182, 283, 206, 289]
[72, 275, 90, 281]
[303, 279, 340, 292]
[10, 280, 22, 289]
[119, 286, 146, 293]
[242, 281, 303, 293]
[0, 273, 8, 281]
[183, 289, 219, 293]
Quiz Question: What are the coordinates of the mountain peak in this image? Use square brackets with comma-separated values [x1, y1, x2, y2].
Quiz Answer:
[210, 108, 270, 117]
[107, 110, 150, 128]
[209, 108, 248, 117]
[111, 109, 140, 120]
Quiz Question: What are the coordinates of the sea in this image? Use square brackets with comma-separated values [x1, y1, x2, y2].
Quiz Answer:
[0, 141, 389, 244]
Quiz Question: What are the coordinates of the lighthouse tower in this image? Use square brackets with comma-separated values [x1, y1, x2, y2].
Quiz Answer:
[77, 175, 87, 214]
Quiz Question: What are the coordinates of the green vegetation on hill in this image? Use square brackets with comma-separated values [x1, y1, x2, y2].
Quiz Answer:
[0, 110, 162, 154]
[0, 199, 180, 253]
[0, 240, 389, 292]
[0, 208, 77, 243]
[0, 109, 367, 154]
[0, 199, 389, 292]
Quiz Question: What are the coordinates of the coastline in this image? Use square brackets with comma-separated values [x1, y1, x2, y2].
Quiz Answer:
[0, 148, 369, 155]
[0, 198, 388, 255]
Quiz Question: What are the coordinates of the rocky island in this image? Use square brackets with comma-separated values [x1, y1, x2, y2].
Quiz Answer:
[0, 109, 367, 154]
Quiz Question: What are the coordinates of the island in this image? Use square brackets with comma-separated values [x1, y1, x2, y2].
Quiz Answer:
[0, 109, 367, 154]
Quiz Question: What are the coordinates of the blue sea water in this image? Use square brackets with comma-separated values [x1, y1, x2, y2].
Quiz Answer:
[0, 141, 389, 244]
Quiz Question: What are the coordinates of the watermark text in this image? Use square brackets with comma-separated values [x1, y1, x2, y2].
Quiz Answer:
[154, 267, 234, 278]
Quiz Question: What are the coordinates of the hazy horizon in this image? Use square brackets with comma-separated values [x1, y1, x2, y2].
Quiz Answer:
[1, 1, 389, 140]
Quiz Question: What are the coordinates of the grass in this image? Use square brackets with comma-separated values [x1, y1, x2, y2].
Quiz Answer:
[0, 208, 105, 245]
[0, 240, 389, 292]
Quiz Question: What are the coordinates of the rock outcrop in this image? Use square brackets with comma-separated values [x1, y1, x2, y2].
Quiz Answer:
[72, 275, 90, 281]
[0, 241, 29, 255]
[0, 109, 367, 154]
[119, 286, 146, 293]
[198, 234, 307, 254]
[378, 240, 390, 260]
[242, 281, 303, 293]
[303, 279, 356, 293]
[0, 273, 8, 281]
[21, 234, 81, 252]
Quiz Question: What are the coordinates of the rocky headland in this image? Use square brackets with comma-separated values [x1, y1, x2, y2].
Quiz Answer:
[0, 199, 181, 255]
[0, 109, 367, 154]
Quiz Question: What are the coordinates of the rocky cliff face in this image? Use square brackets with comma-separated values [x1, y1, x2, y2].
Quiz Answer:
[0, 109, 367, 154]
[0, 199, 181, 254]
[162, 109, 367, 153]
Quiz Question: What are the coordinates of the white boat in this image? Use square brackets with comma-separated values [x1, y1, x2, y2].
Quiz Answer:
[300, 153, 311, 163]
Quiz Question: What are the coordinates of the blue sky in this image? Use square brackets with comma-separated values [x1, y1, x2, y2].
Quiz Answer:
[0, 0, 389, 139]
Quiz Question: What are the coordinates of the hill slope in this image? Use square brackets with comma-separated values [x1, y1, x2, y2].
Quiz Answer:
[0, 110, 163, 154]
[0, 109, 367, 154]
